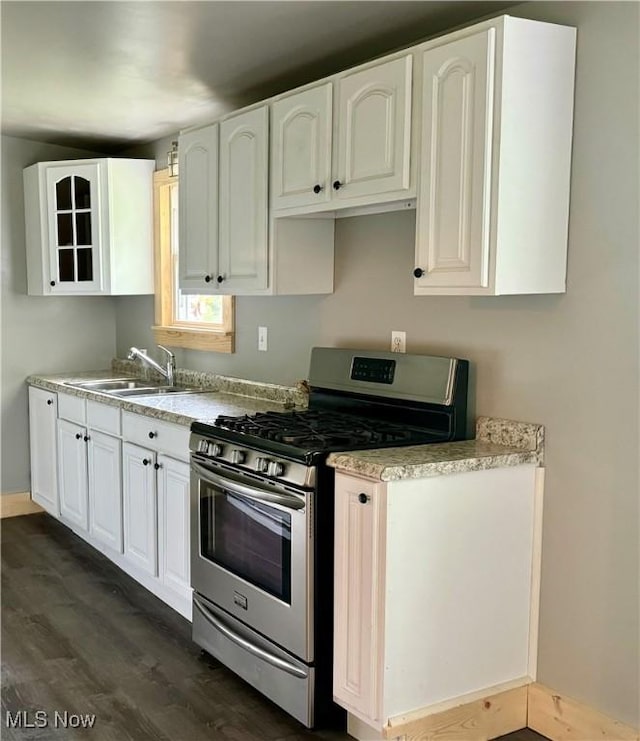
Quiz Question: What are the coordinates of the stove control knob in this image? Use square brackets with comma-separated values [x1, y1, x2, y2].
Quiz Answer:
[255, 457, 270, 473]
[208, 442, 223, 457]
[268, 461, 285, 477]
[198, 439, 209, 453]
[231, 449, 247, 465]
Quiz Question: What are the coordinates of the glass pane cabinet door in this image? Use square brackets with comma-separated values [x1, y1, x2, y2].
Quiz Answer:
[45, 163, 102, 293]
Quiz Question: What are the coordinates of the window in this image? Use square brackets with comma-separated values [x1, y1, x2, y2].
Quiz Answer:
[152, 169, 234, 352]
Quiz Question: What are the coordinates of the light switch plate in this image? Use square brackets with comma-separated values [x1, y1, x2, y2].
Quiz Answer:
[258, 326, 268, 352]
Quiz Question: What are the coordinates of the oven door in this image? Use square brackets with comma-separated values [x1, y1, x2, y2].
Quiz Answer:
[190, 454, 313, 661]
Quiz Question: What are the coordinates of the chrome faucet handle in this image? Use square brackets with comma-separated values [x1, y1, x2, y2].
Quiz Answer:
[156, 344, 175, 360]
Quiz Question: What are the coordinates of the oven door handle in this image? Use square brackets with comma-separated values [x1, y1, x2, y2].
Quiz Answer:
[191, 461, 306, 511]
[193, 596, 308, 679]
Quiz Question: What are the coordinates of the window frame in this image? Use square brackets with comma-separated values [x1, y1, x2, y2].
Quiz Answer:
[151, 169, 234, 353]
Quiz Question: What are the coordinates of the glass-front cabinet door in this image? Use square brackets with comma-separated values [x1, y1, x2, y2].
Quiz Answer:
[45, 163, 103, 293]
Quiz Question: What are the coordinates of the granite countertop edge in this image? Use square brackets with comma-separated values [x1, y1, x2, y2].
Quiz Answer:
[326, 416, 545, 482]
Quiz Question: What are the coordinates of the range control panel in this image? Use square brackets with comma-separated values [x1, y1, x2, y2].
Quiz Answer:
[350, 356, 396, 384]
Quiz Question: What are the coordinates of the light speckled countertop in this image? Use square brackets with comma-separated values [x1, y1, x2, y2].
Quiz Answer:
[28, 366, 544, 481]
[327, 417, 544, 481]
[27, 368, 305, 427]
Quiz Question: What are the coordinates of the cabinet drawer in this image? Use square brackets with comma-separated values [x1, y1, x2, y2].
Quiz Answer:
[57, 393, 86, 424]
[87, 400, 121, 436]
[122, 411, 190, 462]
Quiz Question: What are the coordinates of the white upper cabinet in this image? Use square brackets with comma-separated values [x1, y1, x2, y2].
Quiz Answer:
[219, 107, 269, 293]
[271, 56, 413, 215]
[271, 83, 333, 210]
[179, 124, 219, 292]
[414, 17, 576, 295]
[24, 158, 154, 296]
[334, 56, 412, 202]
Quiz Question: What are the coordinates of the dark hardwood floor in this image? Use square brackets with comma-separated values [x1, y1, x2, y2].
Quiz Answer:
[2, 514, 549, 741]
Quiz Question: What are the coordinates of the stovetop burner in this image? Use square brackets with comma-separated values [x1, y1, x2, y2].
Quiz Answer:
[214, 409, 418, 450]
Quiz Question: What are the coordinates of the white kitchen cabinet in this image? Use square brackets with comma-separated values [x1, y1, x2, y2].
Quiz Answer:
[28, 387, 59, 516]
[414, 17, 576, 295]
[178, 124, 219, 292]
[157, 454, 191, 604]
[57, 419, 89, 531]
[88, 430, 122, 553]
[122, 442, 158, 577]
[24, 158, 155, 296]
[271, 83, 333, 210]
[271, 56, 413, 216]
[218, 106, 270, 293]
[333, 465, 541, 738]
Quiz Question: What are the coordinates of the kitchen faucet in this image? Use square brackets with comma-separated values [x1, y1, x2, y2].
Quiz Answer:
[127, 345, 176, 386]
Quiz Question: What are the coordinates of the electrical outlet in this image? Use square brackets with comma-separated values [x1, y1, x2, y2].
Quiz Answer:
[391, 331, 406, 353]
[258, 326, 268, 352]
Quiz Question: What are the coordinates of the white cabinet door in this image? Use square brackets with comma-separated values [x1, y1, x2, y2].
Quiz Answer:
[271, 84, 333, 210]
[335, 56, 412, 201]
[219, 107, 269, 292]
[57, 419, 89, 531]
[333, 476, 386, 723]
[44, 162, 103, 293]
[157, 455, 191, 602]
[415, 29, 495, 290]
[28, 387, 59, 516]
[178, 124, 219, 292]
[122, 442, 158, 577]
[88, 431, 122, 553]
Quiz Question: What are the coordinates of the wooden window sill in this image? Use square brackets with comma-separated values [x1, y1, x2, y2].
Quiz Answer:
[152, 326, 234, 353]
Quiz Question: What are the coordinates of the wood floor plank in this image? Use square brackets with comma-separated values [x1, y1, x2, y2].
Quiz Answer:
[2, 514, 551, 741]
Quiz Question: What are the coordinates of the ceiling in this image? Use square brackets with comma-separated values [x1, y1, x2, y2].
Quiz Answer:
[1, 1, 514, 154]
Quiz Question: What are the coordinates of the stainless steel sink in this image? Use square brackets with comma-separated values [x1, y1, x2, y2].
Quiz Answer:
[63, 378, 212, 397]
[109, 386, 210, 397]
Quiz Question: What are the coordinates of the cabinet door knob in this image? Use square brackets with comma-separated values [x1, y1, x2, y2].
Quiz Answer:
[413, 267, 425, 278]
[332, 180, 342, 191]
[83, 435, 90, 442]
[142, 458, 150, 466]
[358, 492, 369, 504]
[148, 431, 156, 439]
[216, 275, 225, 284]
[50, 280, 56, 287]
[154, 462, 161, 470]
[204, 274, 212, 283]
[75, 433, 82, 440]
[313, 184, 323, 194]
[47, 399, 53, 406]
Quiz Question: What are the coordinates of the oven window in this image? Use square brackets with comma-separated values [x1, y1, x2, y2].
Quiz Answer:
[200, 484, 292, 603]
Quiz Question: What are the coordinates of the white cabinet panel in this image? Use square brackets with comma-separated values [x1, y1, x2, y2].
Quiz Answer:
[57, 419, 89, 531]
[178, 124, 219, 292]
[416, 28, 494, 289]
[334, 477, 385, 722]
[219, 107, 269, 293]
[28, 387, 59, 516]
[157, 455, 191, 603]
[335, 56, 412, 201]
[88, 431, 122, 553]
[271, 83, 333, 210]
[122, 442, 158, 577]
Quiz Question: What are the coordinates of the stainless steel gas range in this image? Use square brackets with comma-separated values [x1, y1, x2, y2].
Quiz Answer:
[189, 348, 471, 728]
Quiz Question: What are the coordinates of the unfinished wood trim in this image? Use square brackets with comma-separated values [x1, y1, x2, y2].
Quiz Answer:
[384, 679, 530, 740]
[528, 683, 639, 741]
[528, 467, 545, 679]
[153, 168, 235, 352]
[152, 326, 234, 353]
[1, 492, 43, 519]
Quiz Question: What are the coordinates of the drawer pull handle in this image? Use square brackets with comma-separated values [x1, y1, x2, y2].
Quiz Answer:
[75, 433, 82, 440]
[148, 431, 156, 439]
[47, 399, 53, 406]
[154, 462, 161, 470]
[142, 458, 150, 466]
[358, 493, 369, 504]
[83, 435, 90, 442]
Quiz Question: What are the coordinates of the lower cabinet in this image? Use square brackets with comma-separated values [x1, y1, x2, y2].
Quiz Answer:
[28, 387, 192, 620]
[333, 466, 541, 739]
[122, 440, 191, 612]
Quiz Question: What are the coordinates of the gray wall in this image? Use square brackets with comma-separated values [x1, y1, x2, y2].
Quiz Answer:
[1, 136, 118, 492]
[115, 1, 639, 727]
